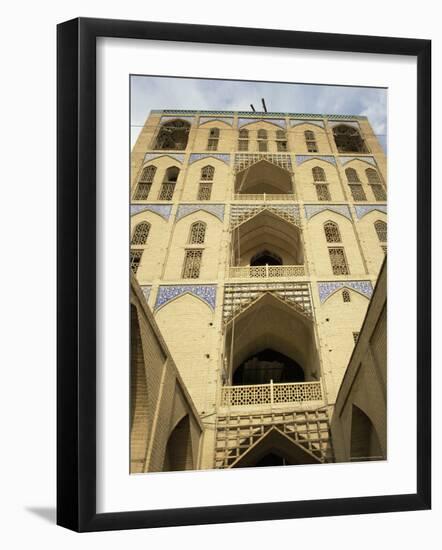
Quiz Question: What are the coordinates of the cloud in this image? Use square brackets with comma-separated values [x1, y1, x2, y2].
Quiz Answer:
[131, 76, 387, 151]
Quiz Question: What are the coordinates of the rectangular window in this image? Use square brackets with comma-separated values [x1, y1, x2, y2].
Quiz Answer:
[306, 141, 318, 153]
[276, 140, 287, 152]
[182, 249, 203, 279]
[328, 247, 349, 275]
[198, 183, 212, 200]
[315, 184, 331, 201]
[158, 183, 175, 200]
[258, 140, 268, 152]
[349, 184, 367, 201]
[130, 249, 143, 274]
[371, 184, 387, 201]
[207, 139, 218, 151]
[238, 139, 248, 151]
[133, 182, 151, 200]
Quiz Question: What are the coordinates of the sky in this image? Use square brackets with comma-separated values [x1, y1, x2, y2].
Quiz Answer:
[131, 76, 387, 151]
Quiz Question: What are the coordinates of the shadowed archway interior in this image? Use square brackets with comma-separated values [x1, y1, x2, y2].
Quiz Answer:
[233, 348, 305, 386]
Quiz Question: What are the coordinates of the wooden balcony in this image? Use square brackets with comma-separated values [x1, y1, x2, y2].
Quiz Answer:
[228, 264, 305, 279]
[221, 380, 323, 407]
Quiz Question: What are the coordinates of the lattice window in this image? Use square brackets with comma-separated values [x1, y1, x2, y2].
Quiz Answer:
[366, 168, 381, 184]
[201, 165, 215, 181]
[130, 249, 143, 273]
[381, 245, 387, 255]
[158, 183, 175, 200]
[371, 184, 387, 201]
[333, 124, 368, 153]
[328, 247, 349, 275]
[158, 166, 178, 200]
[305, 130, 318, 153]
[238, 129, 249, 151]
[345, 167, 360, 183]
[312, 166, 326, 182]
[133, 165, 156, 200]
[207, 128, 220, 151]
[324, 221, 341, 243]
[276, 129, 287, 151]
[257, 129, 268, 151]
[353, 331, 360, 344]
[189, 221, 206, 244]
[182, 249, 203, 278]
[349, 184, 367, 201]
[131, 222, 150, 245]
[374, 220, 387, 242]
[198, 183, 212, 200]
[342, 289, 351, 302]
[315, 184, 331, 201]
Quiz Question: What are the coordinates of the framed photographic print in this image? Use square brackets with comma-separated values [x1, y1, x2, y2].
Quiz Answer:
[57, 17, 431, 532]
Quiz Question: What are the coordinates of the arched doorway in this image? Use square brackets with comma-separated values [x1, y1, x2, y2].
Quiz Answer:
[130, 304, 149, 473]
[235, 160, 293, 195]
[350, 404, 383, 461]
[250, 250, 283, 266]
[163, 415, 194, 472]
[154, 119, 191, 150]
[233, 348, 305, 386]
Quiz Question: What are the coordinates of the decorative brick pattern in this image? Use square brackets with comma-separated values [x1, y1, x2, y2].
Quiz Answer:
[155, 285, 217, 310]
[304, 204, 352, 221]
[189, 153, 230, 165]
[296, 155, 336, 166]
[339, 156, 377, 166]
[130, 204, 172, 220]
[176, 204, 225, 222]
[143, 152, 185, 164]
[354, 204, 387, 219]
[318, 280, 373, 303]
[238, 118, 286, 128]
[199, 116, 233, 126]
[291, 119, 325, 128]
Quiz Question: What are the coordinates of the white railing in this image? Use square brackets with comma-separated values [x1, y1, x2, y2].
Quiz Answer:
[234, 193, 296, 201]
[221, 380, 323, 407]
[229, 265, 305, 279]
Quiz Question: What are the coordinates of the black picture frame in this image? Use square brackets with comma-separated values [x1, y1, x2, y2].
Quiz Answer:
[57, 17, 431, 532]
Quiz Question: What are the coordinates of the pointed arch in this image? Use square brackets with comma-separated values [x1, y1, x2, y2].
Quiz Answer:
[345, 167, 360, 182]
[374, 220, 387, 242]
[200, 165, 215, 180]
[154, 118, 190, 150]
[324, 220, 342, 243]
[366, 167, 381, 183]
[342, 289, 351, 303]
[235, 159, 293, 195]
[133, 165, 156, 200]
[188, 221, 207, 244]
[163, 415, 194, 471]
[131, 221, 151, 245]
[312, 166, 326, 182]
[350, 404, 383, 461]
[333, 124, 368, 153]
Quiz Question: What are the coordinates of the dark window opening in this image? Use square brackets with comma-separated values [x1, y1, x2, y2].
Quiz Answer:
[233, 349, 305, 386]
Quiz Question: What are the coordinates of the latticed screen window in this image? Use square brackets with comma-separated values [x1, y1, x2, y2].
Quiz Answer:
[342, 290, 351, 302]
[374, 220, 387, 242]
[324, 221, 341, 243]
[312, 166, 326, 182]
[366, 168, 381, 184]
[198, 183, 212, 200]
[257, 129, 268, 151]
[371, 184, 387, 201]
[315, 184, 331, 201]
[189, 222, 206, 244]
[353, 331, 360, 344]
[328, 247, 349, 275]
[131, 222, 150, 245]
[133, 165, 156, 200]
[158, 183, 175, 200]
[182, 249, 203, 278]
[130, 249, 143, 273]
[207, 128, 219, 151]
[304, 130, 318, 152]
[238, 129, 249, 151]
[349, 184, 367, 201]
[345, 167, 360, 183]
[201, 165, 215, 180]
[276, 130, 287, 151]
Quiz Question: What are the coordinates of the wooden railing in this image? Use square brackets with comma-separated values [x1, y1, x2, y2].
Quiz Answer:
[221, 380, 323, 407]
[228, 265, 305, 279]
[234, 193, 296, 201]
